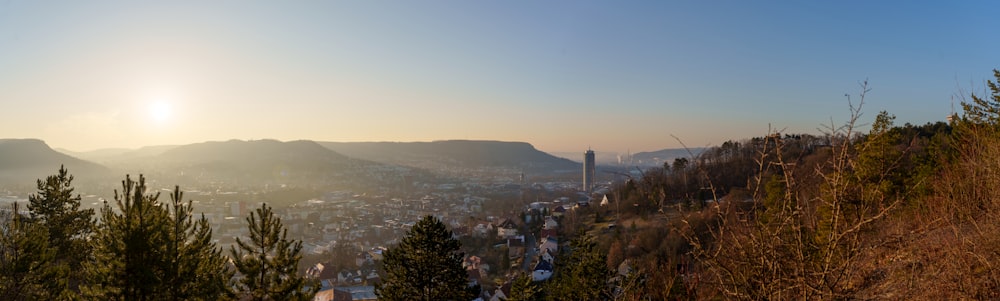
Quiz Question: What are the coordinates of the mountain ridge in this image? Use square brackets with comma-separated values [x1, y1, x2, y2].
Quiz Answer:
[0, 139, 110, 184]
[319, 140, 580, 173]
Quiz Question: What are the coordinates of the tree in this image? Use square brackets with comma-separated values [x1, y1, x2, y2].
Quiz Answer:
[0, 203, 57, 300]
[546, 234, 608, 301]
[853, 111, 906, 207]
[606, 239, 625, 271]
[84, 175, 232, 300]
[686, 83, 903, 299]
[163, 186, 233, 300]
[507, 273, 542, 301]
[960, 69, 1000, 126]
[375, 215, 474, 301]
[27, 165, 94, 295]
[231, 203, 314, 301]
[83, 175, 169, 300]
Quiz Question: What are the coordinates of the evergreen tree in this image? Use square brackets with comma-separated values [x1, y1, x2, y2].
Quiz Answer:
[83, 175, 169, 300]
[84, 175, 231, 300]
[507, 273, 542, 301]
[27, 165, 94, 295]
[546, 234, 608, 301]
[961, 69, 1000, 126]
[375, 215, 474, 301]
[0, 203, 57, 300]
[230, 203, 314, 301]
[163, 186, 233, 300]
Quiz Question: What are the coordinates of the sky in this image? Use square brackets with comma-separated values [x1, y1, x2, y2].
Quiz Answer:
[1, 1, 998, 153]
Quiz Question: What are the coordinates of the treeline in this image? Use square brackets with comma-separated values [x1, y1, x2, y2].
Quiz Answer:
[618, 119, 950, 214]
[0, 167, 314, 300]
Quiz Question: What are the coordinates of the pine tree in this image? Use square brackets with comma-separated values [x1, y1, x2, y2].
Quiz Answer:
[230, 203, 314, 301]
[0, 203, 57, 300]
[26, 165, 94, 296]
[375, 215, 474, 301]
[546, 233, 608, 301]
[508, 273, 542, 301]
[83, 174, 169, 300]
[961, 69, 1000, 126]
[163, 186, 233, 301]
[84, 175, 232, 300]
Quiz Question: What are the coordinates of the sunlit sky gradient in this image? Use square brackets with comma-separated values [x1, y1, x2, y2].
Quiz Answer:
[2, 1, 998, 153]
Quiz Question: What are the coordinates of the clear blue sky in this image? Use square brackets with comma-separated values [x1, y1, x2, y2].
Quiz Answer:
[1, 1, 997, 153]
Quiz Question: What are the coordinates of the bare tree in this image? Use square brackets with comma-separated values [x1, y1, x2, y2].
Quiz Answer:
[686, 81, 904, 300]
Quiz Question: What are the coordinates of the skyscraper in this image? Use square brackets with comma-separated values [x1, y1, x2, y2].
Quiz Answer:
[584, 149, 595, 192]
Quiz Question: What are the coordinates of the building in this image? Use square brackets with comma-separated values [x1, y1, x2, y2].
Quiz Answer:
[584, 149, 595, 192]
[532, 260, 554, 281]
[497, 218, 519, 239]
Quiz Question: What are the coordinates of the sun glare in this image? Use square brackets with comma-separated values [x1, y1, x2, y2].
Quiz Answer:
[148, 100, 172, 124]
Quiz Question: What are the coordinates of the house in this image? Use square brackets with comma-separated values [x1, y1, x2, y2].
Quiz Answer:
[367, 248, 385, 261]
[307, 262, 326, 279]
[508, 237, 525, 259]
[467, 269, 483, 287]
[489, 282, 512, 301]
[473, 222, 493, 236]
[307, 262, 339, 281]
[600, 195, 610, 206]
[464, 255, 483, 270]
[532, 260, 553, 281]
[539, 236, 558, 255]
[539, 248, 555, 263]
[539, 229, 557, 240]
[552, 206, 567, 217]
[321, 279, 336, 289]
[542, 217, 558, 230]
[337, 270, 355, 284]
[334, 286, 377, 301]
[365, 271, 381, 285]
[355, 252, 373, 267]
[497, 218, 519, 238]
[313, 287, 353, 301]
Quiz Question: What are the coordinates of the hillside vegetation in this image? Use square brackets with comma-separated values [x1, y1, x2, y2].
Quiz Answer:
[589, 74, 1000, 299]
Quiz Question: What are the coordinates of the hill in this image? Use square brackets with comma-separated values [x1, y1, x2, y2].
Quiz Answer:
[0, 139, 110, 184]
[631, 147, 704, 167]
[319, 140, 580, 174]
[148, 139, 363, 184]
[58, 145, 179, 164]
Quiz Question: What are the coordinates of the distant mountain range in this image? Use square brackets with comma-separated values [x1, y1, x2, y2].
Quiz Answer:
[157, 139, 356, 175]
[552, 147, 705, 167]
[0, 138, 594, 210]
[9, 138, 702, 181]
[0, 139, 110, 184]
[3, 138, 580, 190]
[95, 139, 377, 189]
[4, 139, 368, 189]
[58, 145, 179, 164]
[319, 140, 580, 173]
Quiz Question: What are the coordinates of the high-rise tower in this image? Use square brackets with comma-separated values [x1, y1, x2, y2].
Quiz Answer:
[584, 149, 595, 192]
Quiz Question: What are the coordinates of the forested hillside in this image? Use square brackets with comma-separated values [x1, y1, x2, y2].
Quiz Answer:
[585, 75, 1000, 299]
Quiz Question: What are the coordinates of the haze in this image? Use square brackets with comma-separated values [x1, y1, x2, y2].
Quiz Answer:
[1, 1, 997, 153]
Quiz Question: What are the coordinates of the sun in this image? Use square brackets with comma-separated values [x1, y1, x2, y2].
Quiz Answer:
[148, 100, 172, 124]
